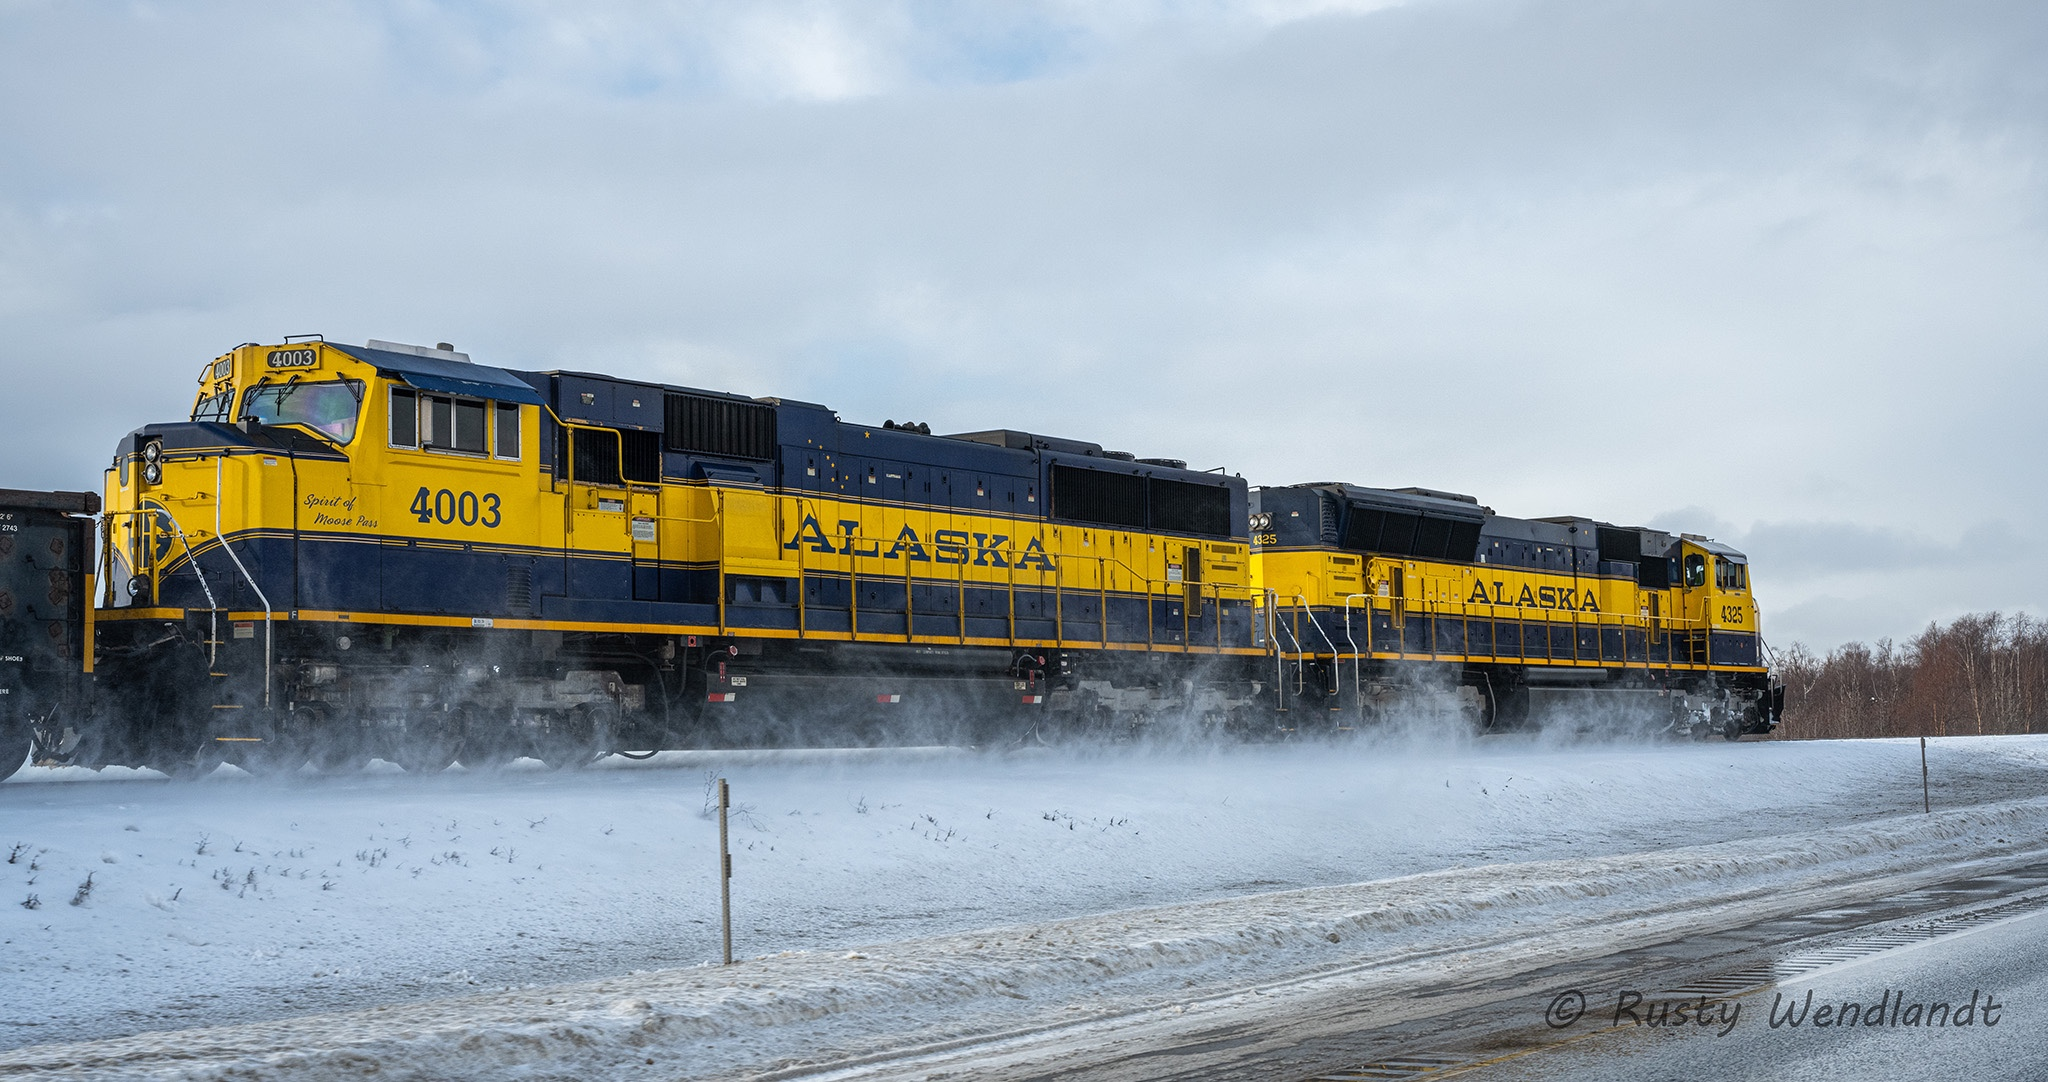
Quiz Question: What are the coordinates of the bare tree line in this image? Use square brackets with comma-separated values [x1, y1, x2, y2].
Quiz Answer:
[1775, 612, 2048, 740]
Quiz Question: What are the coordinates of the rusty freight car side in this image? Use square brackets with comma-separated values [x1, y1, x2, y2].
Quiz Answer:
[0, 488, 98, 780]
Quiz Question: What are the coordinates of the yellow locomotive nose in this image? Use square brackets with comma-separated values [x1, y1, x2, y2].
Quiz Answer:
[104, 339, 370, 614]
[89, 340, 394, 773]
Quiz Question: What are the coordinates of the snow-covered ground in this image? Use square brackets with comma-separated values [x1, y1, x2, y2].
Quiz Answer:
[4, 733, 2048, 1079]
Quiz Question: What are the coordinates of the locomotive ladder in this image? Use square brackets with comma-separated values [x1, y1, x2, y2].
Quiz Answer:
[1293, 592, 1344, 714]
[213, 456, 272, 707]
[99, 505, 223, 671]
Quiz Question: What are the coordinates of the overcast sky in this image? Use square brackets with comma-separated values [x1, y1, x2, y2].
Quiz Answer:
[3, 0, 2042, 652]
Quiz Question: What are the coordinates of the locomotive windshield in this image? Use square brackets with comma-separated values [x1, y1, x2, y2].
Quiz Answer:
[239, 379, 365, 443]
[190, 388, 233, 423]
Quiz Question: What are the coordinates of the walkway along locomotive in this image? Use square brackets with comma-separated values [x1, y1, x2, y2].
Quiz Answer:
[0, 337, 1778, 778]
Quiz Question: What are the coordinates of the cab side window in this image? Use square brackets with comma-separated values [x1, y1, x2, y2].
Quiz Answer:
[1683, 553, 1707, 588]
[391, 386, 515, 459]
[390, 388, 419, 447]
[494, 403, 520, 460]
[417, 394, 487, 453]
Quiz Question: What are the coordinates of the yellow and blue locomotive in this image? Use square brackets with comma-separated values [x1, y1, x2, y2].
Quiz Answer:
[76, 338, 1260, 772]
[0, 335, 1776, 777]
[1252, 483, 1775, 737]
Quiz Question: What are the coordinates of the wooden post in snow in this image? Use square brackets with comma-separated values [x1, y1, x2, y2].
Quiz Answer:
[1920, 737, 1931, 814]
[720, 778, 733, 964]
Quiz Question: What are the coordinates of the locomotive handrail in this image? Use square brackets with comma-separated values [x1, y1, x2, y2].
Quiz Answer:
[1342, 593, 1371, 721]
[1278, 589, 1716, 670]
[1268, 590, 1310, 700]
[1263, 589, 1287, 712]
[99, 506, 222, 669]
[1046, 551, 1258, 650]
[213, 456, 273, 708]
[792, 495, 810, 638]
[555, 415, 633, 491]
[716, 490, 729, 636]
[1097, 560, 1109, 649]
[783, 517, 1262, 608]
[782, 515, 1259, 652]
[1279, 595, 1306, 700]
[1293, 592, 1341, 701]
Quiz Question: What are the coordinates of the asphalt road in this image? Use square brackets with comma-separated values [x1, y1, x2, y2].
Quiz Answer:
[922, 864, 2048, 1082]
[1458, 895, 2048, 1081]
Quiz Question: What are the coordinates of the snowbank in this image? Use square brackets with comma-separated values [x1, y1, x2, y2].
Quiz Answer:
[7, 787, 2048, 1080]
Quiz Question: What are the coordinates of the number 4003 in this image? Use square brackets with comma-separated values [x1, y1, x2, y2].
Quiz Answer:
[411, 487, 502, 528]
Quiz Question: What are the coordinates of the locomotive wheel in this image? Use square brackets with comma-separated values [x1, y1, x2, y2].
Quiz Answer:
[237, 730, 309, 776]
[301, 704, 366, 773]
[393, 711, 463, 774]
[457, 708, 518, 771]
[232, 708, 314, 776]
[149, 738, 226, 780]
[534, 705, 609, 770]
[1025, 714, 1064, 746]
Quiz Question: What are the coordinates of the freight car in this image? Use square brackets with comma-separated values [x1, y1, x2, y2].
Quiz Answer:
[6, 336, 1775, 777]
[0, 489, 96, 781]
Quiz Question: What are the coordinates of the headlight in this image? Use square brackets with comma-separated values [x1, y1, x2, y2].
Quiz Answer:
[141, 440, 163, 464]
[141, 461, 162, 485]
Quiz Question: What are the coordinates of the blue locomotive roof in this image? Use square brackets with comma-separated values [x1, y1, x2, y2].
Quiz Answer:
[945, 429, 1108, 458]
[332, 343, 548, 406]
[1697, 538, 1748, 560]
[1334, 483, 1488, 522]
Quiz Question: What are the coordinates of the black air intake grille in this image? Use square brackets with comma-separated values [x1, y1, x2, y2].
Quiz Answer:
[1050, 466, 1233, 537]
[622, 430, 662, 483]
[1343, 503, 1482, 562]
[572, 429, 622, 486]
[1051, 465, 1147, 529]
[666, 394, 776, 461]
[1150, 477, 1231, 537]
[506, 565, 533, 616]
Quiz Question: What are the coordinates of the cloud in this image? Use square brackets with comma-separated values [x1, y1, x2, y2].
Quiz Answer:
[1, 0, 2044, 652]
[1641, 510, 2032, 647]
[1739, 519, 2023, 578]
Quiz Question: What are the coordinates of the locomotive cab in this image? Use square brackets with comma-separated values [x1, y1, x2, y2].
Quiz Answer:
[92, 339, 570, 774]
[106, 338, 551, 615]
[105, 339, 382, 613]
[1679, 537, 1759, 668]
